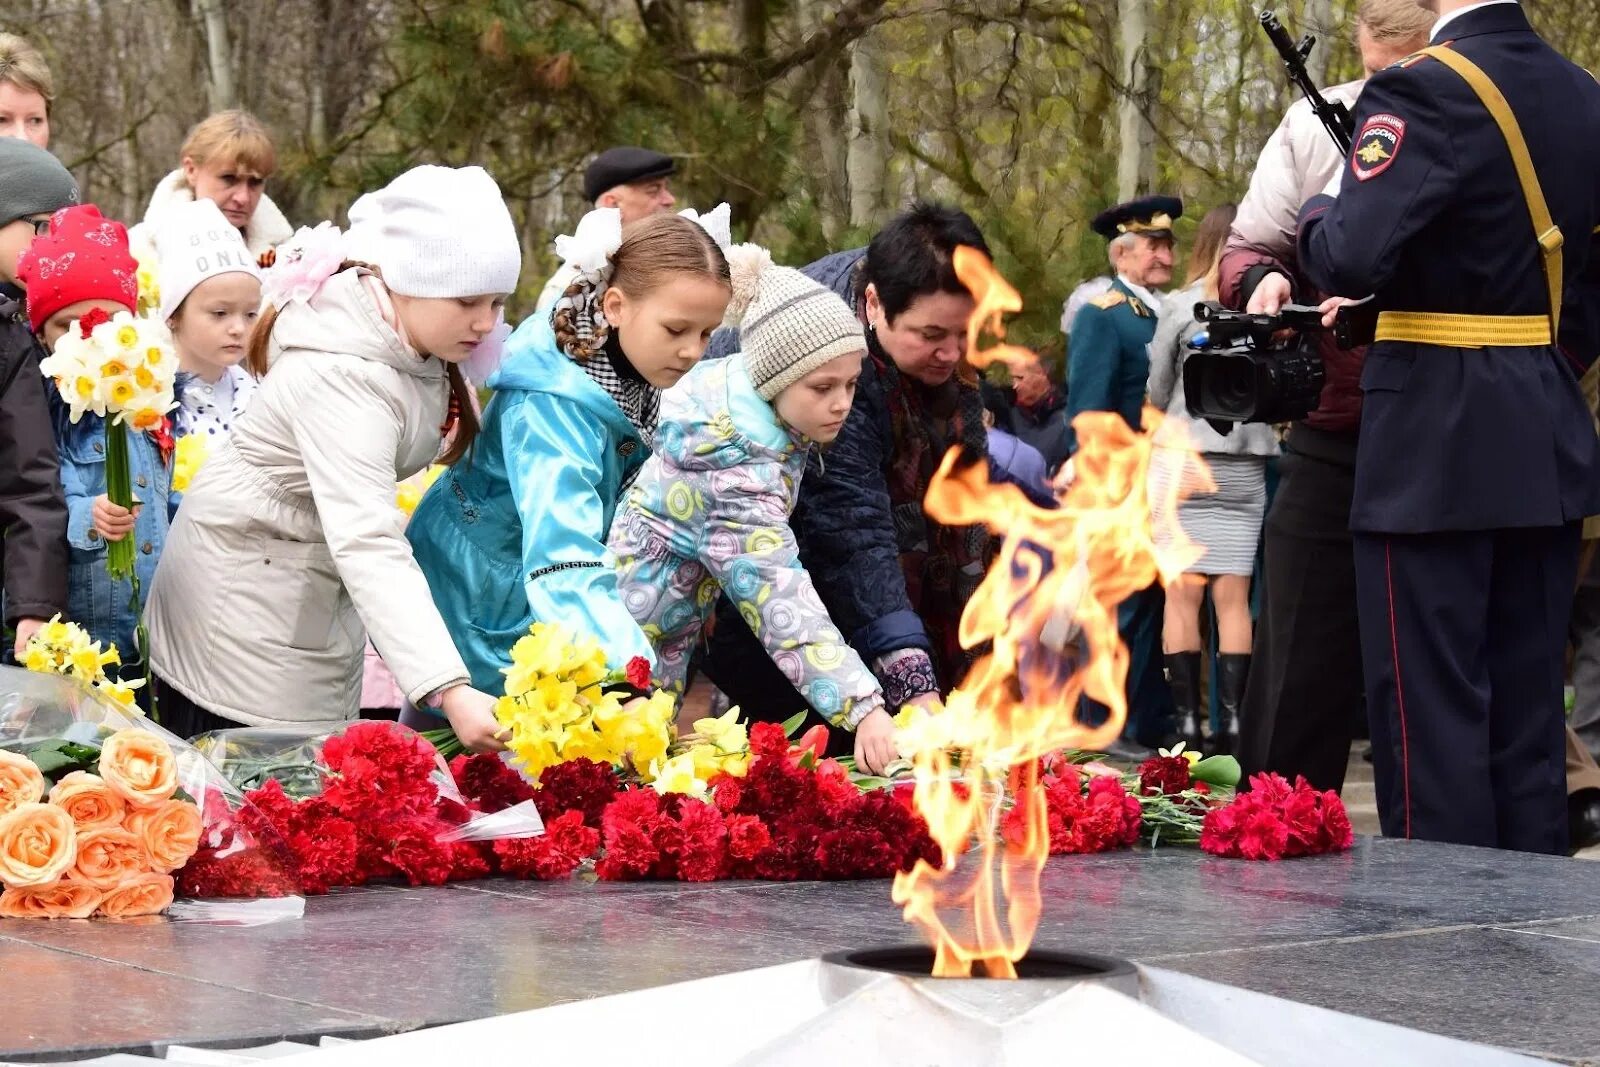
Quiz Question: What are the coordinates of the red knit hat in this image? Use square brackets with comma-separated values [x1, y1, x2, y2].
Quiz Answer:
[17, 205, 138, 333]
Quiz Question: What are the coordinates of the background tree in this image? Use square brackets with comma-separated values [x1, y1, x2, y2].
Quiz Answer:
[5, 0, 1594, 342]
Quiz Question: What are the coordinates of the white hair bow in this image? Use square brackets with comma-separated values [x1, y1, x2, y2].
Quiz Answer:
[261, 221, 345, 307]
[678, 203, 732, 251]
[554, 207, 624, 282]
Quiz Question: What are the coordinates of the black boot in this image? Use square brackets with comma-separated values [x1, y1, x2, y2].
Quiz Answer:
[1213, 654, 1251, 758]
[1164, 652, 1205, 756]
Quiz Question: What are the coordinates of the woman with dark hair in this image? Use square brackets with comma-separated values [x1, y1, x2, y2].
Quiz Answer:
[702, 202, 993, 740]
[1147, 203, 1278, 756]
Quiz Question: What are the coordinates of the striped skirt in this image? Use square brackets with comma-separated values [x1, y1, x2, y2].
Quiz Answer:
[1150, 452, 1267, 577]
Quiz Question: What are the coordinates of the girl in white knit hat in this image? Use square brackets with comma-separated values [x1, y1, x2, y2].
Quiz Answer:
[155, 199, 262, 442]
[608, 245, 899, 774]
[144, 164, 520, 748]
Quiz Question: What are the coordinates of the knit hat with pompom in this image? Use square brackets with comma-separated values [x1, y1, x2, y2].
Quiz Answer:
[724, 243, 866, 402]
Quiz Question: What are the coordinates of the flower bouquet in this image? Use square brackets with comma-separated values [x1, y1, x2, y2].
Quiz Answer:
[191, 721, 549, 894]
[0, 662, 299, 914]
[37, 307, 178, 584]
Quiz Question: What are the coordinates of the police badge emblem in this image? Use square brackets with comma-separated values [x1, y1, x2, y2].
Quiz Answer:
[1352, 113, 1407, 181]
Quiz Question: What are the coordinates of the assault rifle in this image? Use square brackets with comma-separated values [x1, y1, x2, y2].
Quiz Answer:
[1260, 10, 1354, 155]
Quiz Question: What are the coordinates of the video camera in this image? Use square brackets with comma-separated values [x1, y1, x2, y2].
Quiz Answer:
[1182, 300, 1369, 433]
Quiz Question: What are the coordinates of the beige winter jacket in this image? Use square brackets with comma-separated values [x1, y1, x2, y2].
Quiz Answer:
[146, 268, 470, 727]
[1231, 81, 1364, 255]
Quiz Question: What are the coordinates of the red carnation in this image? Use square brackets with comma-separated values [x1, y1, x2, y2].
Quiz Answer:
[709, 773, 744, 813]
[670, 799, 727, 882]
[812, 759, 858, 819]
[451, 753, 535, 814]
[382, 819, 458, 886]
[493, 811, 600, 880]
[749, 722, 789, 758]
[77, 306, 111, 338]
[1320, 792, 1354, 851]
[534, 758, 619, 829]
[1138, 755, 1192, 797]
[625, 656, 652, 690]
[448, 841, 494, 881]
[726, 814, 770, 861]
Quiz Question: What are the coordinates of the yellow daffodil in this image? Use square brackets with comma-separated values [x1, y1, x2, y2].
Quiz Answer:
[115, 324, 139, 349]
[648, 752, 708, 798]
[172, 434, 209, 494]
[22, 616, 134, 708]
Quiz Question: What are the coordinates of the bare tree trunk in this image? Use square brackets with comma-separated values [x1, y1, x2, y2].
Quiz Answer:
[846, 29, 891, 229]
[1115, 0, 1154, 199]
[191, 0, 237, 110]
[1303, 0, 1337, 85]
[807, 57, 850, 244]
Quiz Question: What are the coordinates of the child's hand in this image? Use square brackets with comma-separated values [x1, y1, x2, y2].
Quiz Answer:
[12, 617, 43, 658]
[440, 685, 509, 753]
[91, 495, 140, 542]
[854, 708, 900, 776]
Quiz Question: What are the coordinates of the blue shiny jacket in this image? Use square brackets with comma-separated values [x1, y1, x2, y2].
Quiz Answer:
[50, 395, 171, 661]
[407, 316, 652, 694]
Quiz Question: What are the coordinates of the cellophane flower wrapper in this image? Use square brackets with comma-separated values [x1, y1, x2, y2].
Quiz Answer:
[0, 665, 303, 919]
[192, 723, 546, 844]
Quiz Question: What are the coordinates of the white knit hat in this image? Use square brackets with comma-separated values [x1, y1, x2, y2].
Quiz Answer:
[343, 165, 521, 299]
[724, 244, 866, 401]
[154, 199, 262, 321]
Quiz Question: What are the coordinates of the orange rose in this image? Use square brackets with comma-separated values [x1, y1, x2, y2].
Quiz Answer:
[49, 771, 126, 831]
[0, 881, 101, 919]
[0, 803, 77, 888]
[70, 827, 148, 890]
[97, 872, 173, 918]
[0, 749, 46, 816]
[97, 729, 177, 809]
[132, 799, 201, 873]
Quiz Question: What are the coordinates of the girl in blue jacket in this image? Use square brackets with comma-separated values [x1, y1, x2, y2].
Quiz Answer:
[406, 209, 731, 703]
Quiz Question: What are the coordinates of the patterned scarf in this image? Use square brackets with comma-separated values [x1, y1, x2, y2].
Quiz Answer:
[573, 331, 658, 494]
[868, 328, 993, 687]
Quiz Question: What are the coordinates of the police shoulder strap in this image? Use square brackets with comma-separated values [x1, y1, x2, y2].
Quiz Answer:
[1419, 45, 1564, 338]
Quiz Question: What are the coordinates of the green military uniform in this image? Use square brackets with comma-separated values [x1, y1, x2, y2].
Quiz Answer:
[1066, 195, 1183, 749]
[1064, 281, 1158, 453]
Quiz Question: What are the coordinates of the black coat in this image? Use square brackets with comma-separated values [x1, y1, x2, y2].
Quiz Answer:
[1004, 389, 1071, 474]
[0, 288, 67, 627]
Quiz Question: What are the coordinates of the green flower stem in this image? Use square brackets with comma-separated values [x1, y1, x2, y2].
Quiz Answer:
[103, 423, 135, 581]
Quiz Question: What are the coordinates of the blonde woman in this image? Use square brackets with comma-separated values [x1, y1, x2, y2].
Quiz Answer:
[0, 34, 52, 148]
[131, 110, 291, 266]
[1147, 204, 1278, 758]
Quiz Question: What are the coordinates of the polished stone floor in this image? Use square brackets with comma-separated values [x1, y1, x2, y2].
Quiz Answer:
[4, 838, 1600, 1064]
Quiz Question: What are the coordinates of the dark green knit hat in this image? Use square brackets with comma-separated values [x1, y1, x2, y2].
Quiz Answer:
[0, 139, 78, 227]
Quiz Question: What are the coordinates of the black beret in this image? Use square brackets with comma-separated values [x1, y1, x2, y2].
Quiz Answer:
[583, 147, 677, 203]
[1091, 195, 1184, 241]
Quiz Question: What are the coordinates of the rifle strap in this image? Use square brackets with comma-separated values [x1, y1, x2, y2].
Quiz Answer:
[1420, 45, 1563, 339]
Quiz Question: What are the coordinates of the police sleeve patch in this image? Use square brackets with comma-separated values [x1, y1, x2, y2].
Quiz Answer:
[1351, 113, 1406, 181]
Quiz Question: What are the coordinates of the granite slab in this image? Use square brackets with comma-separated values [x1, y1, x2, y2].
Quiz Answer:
[0, 937, 385, 1062]
[4, 837, 1600, 1062]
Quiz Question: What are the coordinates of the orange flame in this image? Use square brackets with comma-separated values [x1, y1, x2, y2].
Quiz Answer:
[891, 247, 1209, 978]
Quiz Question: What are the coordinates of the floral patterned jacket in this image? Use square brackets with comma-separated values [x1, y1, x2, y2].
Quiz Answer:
[608, 357, 883, 728]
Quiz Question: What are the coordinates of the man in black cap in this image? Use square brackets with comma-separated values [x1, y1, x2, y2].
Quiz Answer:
[537, 146, 678, 312]
[1066, 194, 1183, 755]
[583, 146, 677, 223]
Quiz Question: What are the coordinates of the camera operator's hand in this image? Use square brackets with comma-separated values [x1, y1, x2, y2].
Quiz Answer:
[1318, 295, 1362, 329]
[1247, 272, 1294, 316]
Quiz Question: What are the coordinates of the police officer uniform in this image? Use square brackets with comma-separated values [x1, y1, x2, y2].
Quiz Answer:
[1067, 196, 1184, 748]
[1297, 0, 1600, 854]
